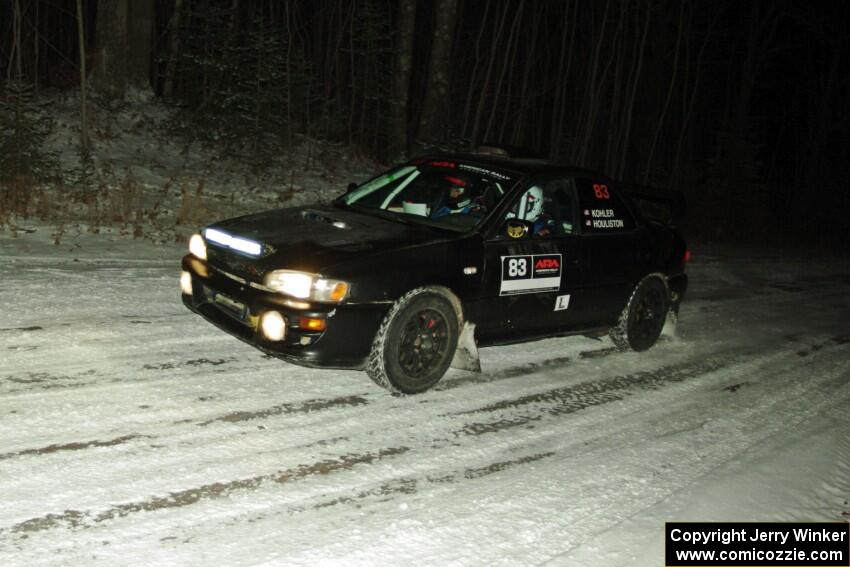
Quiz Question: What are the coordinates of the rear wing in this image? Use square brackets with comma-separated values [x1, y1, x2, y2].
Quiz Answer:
[619, 182, 685, 226]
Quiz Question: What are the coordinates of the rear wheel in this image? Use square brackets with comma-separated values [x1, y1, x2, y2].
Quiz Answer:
[610, 275, 669, 352]
[366, 288, 459, 394]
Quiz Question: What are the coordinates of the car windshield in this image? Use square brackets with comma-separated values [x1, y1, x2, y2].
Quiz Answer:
[340, 160, 517, 232]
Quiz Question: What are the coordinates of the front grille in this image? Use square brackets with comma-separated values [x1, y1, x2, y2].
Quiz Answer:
[208, 248, 265, 280]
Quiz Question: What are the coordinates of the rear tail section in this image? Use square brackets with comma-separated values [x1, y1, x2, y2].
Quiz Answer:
[620, 182, 685, 227]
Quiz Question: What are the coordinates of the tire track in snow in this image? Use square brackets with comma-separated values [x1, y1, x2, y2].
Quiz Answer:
[302, 451, 556, 513]
[433, 344, 619, 392]
[171, 346, 616, 426]
[197, 394, 370, 425]
[4, 446, 409, 536]
[795, 333, 850, 357]
[451, 354, 735, 437]
[0, 368, 102, 395]
[142, 357, 238, 371]
[0, 434, 147, 462]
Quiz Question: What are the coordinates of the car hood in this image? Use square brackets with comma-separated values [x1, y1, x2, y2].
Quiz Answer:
[207, 204, 452, 275]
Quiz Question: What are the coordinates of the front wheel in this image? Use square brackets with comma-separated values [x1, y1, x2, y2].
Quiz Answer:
[366, 288, 460, 394]
[610, 275, 670, 352]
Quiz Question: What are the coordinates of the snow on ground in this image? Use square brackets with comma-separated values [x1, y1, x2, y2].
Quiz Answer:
[0, 224, 848, 566]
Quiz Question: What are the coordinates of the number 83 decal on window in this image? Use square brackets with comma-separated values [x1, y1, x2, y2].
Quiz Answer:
[500, 254, 562, 295]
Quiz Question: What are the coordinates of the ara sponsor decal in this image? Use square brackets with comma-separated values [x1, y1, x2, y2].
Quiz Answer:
[500, 254, 562, 295]
[554, 294, 570, 311]
[535, 257, 560, 272]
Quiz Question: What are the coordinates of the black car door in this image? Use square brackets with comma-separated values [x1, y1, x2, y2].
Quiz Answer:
[475, 178, 590, 343]
[574, 177, 639, 325]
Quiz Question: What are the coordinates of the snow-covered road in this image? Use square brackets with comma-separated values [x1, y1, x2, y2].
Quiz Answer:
[1, 232, 848, 566]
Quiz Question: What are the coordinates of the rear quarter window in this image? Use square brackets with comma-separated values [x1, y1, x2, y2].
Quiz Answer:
[575, 178, 635, 233]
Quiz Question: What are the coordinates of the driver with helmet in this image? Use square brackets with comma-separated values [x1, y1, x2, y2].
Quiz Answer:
[431, 176, 483, 218]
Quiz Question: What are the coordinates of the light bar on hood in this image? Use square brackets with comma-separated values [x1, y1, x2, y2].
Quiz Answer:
[204, 228, 263, 256]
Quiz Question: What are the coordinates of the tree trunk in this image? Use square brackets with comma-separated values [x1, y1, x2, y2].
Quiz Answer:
[33, 0, 40, 91]
[417, 0, 458, 144]
[485, 0, 523, 144]
[127, 1, 154, 92]
[76, 0, 89, 153]
[549, 1, 577, 158]
[642, 1, 684, 184]
[470, 0, 510, 146]
[12, 0, 23, 81]
[163, 0, 184, 98]
[93, 0, 129, 99]
[461, 0, 492, 139]
[387, 0, 416, 160]
[573, 0, 612, 165]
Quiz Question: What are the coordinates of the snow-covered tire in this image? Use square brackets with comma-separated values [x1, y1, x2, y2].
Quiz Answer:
[366, 287, 460, 394]
[609, 274, 670, 352]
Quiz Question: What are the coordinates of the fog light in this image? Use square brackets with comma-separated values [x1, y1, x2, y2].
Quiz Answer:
[298, 316, 327, 332]
[180, 271, 193, 295]
[260, 311, 286, 341]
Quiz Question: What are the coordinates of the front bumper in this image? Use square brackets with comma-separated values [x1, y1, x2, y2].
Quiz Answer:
[181, 255, 389, 369]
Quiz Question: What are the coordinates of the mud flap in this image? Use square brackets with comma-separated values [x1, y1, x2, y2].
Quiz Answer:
[451, 322, 481, 373]
[661, 306, 679, 338]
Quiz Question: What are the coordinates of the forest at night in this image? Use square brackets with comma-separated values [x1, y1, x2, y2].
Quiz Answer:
[1, 0, 847, 245]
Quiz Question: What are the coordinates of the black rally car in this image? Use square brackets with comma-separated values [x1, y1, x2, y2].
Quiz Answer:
[181, 153, 688, 393]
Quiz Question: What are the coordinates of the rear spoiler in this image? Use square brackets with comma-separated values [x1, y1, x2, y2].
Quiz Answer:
[619, 182, 685, 225]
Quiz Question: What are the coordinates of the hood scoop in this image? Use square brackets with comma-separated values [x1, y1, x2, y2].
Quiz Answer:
[301, 209, 351, 230]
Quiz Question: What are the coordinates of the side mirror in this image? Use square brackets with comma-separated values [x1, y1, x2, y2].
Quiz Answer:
[502, 219, 532, 239]
[345, 182, 358, 194]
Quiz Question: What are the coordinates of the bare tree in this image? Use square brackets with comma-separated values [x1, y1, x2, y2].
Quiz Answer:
[469, 0, 510, 146]
[388, 0, 416, 159]
[163, 0, 184, 98]
[671, 4, 720, 187]
[642, 1, 684, 183]
[127, 1, 154, 92]
[76, 0, 89, 153]
[93, 0, 129, 99]
[417, 0, 458, 144]
[484, 0, 523, 144]
[11, 0, 23, 82]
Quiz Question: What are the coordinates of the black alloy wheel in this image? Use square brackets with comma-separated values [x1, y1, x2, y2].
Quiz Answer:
[610, 276, 669, 352]
[366, 288, 460, 394]
[397, 309, 450, 378]
[629, 283, 666, 348]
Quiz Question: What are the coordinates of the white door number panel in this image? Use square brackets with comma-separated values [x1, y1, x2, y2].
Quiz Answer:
[554, 294, 571, 311]
[500, 254, 562, 295]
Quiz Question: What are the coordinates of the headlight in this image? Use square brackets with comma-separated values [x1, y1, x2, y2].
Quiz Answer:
[189, 233, 207, 260]
[264, 270, 349, 303]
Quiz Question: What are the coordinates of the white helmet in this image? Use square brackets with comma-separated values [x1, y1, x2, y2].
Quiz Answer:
[518, 186, 544, 221]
